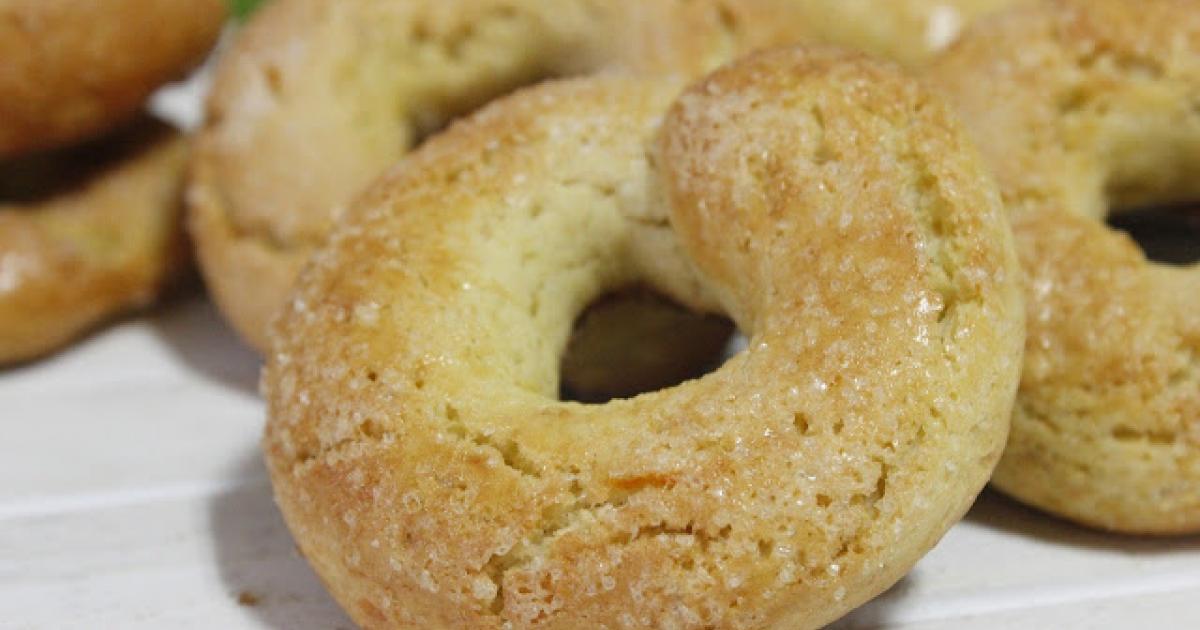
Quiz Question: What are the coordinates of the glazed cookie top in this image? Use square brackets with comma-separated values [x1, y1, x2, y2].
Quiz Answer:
[263, 48, 1023, 629]
[0, 0, 226, 157]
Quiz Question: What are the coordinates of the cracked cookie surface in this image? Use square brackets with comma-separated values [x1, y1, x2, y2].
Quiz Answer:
[262, 48, 1023, 629]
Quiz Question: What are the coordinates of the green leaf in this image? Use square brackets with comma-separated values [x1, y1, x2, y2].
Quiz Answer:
[228, 0, 267, 20]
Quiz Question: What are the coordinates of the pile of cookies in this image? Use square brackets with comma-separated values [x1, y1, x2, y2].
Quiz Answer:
[4, 0, 1198, 628]
[0, 0, 227, 364]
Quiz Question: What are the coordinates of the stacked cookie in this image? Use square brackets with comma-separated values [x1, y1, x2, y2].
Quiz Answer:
[0, 0, 226, 364]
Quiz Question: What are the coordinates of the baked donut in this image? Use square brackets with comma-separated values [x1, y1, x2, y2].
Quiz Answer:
[927, 0, 1200, 533]
[189, 0, 1028, 355]
[0, 0, 226, 158]
[263, 48, 1023, 629]
[0, 119, 190, 364]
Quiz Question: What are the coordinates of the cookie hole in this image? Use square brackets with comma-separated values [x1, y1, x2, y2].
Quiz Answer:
[558, 289, 735, 403]
[1106, 203, 1200, 266]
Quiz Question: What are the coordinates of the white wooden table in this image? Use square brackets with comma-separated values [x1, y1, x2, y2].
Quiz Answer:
[3, 295, 1199, 629]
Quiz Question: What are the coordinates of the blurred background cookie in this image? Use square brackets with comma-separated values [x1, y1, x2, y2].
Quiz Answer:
[189, 0, 1027, 398]
[0, 120, 191, 364]
[0, 0, 226, 364]
[774, 0, 1032, 67]
[0, 0, 226, 157]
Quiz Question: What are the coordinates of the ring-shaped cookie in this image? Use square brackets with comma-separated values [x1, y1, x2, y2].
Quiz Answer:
[928, 0, 1200, 533]
[189, 0, 1028, 353]
[0, 0, 226, 157]
[0, 120, 190, 364]
[263, 48, 1023, 629]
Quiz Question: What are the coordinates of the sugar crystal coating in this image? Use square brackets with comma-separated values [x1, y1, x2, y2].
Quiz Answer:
[263, 48, 1023, 629]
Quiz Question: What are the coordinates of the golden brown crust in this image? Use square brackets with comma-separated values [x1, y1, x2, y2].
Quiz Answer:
[927, 0, 1200, 533]
[0, 120, 189, 365]
[189, 0, 1026, 354]
[262, 49, 1023, 629]
[0, 0, 226, 158]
